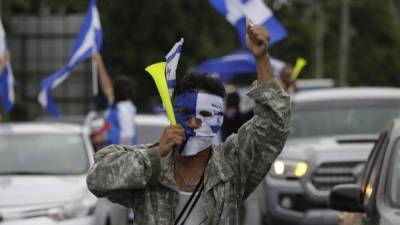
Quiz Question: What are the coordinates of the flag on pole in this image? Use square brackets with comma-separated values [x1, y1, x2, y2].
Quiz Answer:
[0, 20, 15, 112]
[209, 0, 287, 47]
[193, 50, 286, 82]
[38, 0, 102, 117]
[165, 38, 184, 97]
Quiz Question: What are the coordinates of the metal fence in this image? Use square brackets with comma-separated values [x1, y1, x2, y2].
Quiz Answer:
[9, 14, 94, 119]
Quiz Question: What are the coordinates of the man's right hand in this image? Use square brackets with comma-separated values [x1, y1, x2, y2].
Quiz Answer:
[159, 125, 185, 157]
[92, 52, 102, 63]
[246, 21, 270, 58]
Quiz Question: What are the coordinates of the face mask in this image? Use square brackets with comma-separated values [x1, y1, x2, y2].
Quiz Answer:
[173, 92, 224, 156]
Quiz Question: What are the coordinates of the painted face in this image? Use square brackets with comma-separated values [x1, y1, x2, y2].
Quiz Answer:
[173, 92, 224, 156]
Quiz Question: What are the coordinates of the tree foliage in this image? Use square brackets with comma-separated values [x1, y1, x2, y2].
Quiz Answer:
[3, 0, 400, 112]
[271, 0, 400, 87]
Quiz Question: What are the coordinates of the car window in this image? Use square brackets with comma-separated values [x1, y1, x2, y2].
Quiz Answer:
[291, 99, 400, 138]
[0, 133, 89, 175]
[361, 131, 389, 207]
[387, 138, 400, 207]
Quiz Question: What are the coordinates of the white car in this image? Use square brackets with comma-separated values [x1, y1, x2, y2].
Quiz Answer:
[0, 123, 126, 225]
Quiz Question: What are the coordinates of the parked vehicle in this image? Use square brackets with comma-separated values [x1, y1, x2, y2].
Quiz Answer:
[0, 123, 126, 225]
[296, 78, 335, 92]
[135, 114, 170, 144]
[330, 118, 400, 225]
[260, 87, 400, 225]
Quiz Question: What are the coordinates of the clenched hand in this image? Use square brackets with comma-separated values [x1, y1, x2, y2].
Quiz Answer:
[159, 125, 185, 157]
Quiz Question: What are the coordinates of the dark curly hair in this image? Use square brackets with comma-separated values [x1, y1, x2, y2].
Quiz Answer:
[113, 76, 133, 103]
[174, 73, 226, 98]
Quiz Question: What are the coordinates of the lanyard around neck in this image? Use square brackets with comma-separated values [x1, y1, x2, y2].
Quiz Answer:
[174, 173, 205, 225]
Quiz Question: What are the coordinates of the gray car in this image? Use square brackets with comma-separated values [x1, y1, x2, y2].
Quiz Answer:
[260, 87, 400, 225]
[330, 118, 400, 225]
[0, 123, 126, 225]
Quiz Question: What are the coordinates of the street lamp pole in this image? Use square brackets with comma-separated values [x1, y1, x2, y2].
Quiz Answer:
[339, 0, 350, 86]
[291, 0, 325, 79]
[314, 0, 324, 78]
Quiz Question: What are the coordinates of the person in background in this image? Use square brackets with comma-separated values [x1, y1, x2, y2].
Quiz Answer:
[88, 53, 138, 225]
[279, 65, 297, 94]
[270, 57, 297, 94]
[220, 86, 253, 141]
[90, 53, 137, 147]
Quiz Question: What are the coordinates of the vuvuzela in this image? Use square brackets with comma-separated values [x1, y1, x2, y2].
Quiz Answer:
[291, 57, 307, 80]
[145, 62, 176, 125]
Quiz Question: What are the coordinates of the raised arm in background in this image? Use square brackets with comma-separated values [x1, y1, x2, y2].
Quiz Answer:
[0, 51, 10, 73]
[92, 53, 114, 104]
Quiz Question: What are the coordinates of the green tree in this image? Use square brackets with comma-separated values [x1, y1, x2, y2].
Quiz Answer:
[271, 0, 400, 87]
[98, 0, 239, 111]
[3, 0, 400, 113]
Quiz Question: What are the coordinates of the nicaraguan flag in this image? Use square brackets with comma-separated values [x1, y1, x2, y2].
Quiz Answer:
[0, 20, 15, 112]
[209, 0, 287, 47]
[193, 50, 285, 82]
[165, 38, 184, 97]
[38, 0, 102, 117]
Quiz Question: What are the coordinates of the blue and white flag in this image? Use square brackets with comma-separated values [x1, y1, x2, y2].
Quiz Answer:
[165, 38, 184, 97]
[0, 20, 15, 112]
[38, 0, 102, 117]
[193, 50, 285, 82]
[209, 0, 287, 47]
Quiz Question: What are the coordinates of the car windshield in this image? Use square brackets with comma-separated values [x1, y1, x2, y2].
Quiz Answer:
[389, 139, 400, 207]
[291, 99, 400, 138]
[0, 133, 89, 175]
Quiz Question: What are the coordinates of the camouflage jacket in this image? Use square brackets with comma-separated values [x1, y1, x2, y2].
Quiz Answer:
[86, 79, 291, 225]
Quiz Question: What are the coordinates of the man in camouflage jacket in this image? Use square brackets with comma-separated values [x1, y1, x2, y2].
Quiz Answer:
[87, 24, 291, 225]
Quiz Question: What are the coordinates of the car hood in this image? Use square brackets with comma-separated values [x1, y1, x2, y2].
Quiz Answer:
[279, 135, 377, 161]
[0, 175, 87, 207]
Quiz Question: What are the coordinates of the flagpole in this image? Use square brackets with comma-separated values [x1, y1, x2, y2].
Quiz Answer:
[92, 58, 98, 96]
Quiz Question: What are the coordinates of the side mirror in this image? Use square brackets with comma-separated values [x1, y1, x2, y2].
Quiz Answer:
[329, 184, 364, 212]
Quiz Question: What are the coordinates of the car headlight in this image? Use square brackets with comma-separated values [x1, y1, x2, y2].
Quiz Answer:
[271, 160, 309, 178]
[48, 193, 97, 221]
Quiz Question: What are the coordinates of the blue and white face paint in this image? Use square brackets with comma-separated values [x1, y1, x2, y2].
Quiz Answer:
[174, 92, 224, 156]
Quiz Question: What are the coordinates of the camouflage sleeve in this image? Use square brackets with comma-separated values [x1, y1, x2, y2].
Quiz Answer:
[86, 143, 161, 206]
[223, 79, 291, 200]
